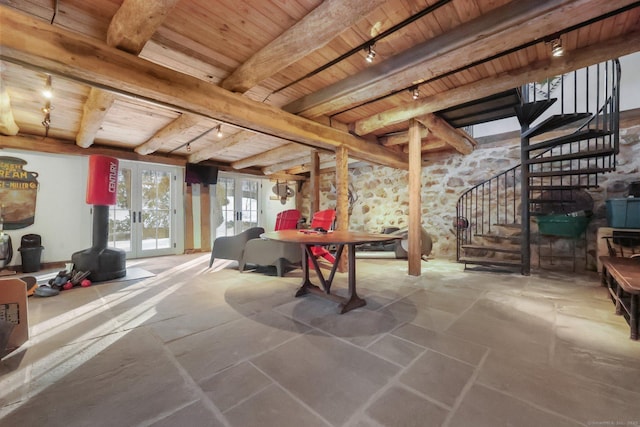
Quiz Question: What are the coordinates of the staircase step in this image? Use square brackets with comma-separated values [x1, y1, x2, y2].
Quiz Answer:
[529, 185, 597, 191]
[525, 129, 613, 153]
[462, 245, 521, 254]
[474, 233, 521, 242]
[526, 147, 615, 165]
[529, 167, 613, 177]
[522, 113, 592, 139]
[515, 99, 557, 126]
[459, 257, 523, 268]
[493, 223, 521, 229]
[529, 199, 577, 204]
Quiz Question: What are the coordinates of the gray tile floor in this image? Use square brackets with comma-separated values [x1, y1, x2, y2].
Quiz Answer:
[1, 254, 639, 426]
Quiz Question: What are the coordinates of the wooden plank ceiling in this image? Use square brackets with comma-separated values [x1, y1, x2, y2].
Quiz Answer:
[1, 0, 639, 176]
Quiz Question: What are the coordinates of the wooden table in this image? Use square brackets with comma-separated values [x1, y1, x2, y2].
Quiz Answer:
[600, 256, 640, 340]
[262, 230, 401, 313]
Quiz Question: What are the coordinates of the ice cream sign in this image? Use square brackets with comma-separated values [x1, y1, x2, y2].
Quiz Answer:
[0, 156, 39, 229]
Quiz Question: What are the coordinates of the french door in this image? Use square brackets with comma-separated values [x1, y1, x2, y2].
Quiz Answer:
[108, 161, 181, 258]
[215, 175, 260, 238]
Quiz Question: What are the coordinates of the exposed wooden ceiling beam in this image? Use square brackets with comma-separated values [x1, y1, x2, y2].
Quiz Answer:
[76, 88, 116, 148]
[0, 7, 408, 170]
[135, 112, 203, 155]
[231, 143, 310, 170]
[221, 0, 386, 93]
[187, 130, 254, 164]
[403, 138, 449, 153]
[285, 0, 636, 118]
[380, 128, 429, 147]
[2, 134, 185, 166]
[76, 0, 179, 149]
[262, 154, 311, 175]
[0, 81, 19, 135]
[353, 30, 640, 135]
[1, 134, 301, 180]
[106, 0, 180, 55]
[415, 113, 475, 155]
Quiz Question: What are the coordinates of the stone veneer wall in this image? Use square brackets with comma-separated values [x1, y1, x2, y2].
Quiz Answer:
[300, 120, 640, 270]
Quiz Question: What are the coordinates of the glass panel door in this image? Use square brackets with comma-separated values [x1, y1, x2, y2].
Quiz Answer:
[239, 179, 259, 231]
[214, 175, 260, 238]
[215, 176, 236, 238]
[108, 161, 179, 258]
[140, 167, 173, 254]
[108, 166, 132, 252]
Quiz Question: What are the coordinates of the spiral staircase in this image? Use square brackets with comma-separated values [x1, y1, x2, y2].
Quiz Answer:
[455, 59, 621, 275]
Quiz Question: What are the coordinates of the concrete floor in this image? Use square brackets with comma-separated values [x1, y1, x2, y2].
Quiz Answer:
[1, 254, 639, 427]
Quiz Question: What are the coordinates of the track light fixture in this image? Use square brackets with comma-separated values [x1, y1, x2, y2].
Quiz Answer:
[364, 44, 376, 63]
[411, 86, 420, 100]
[186, 142, 191, 152]
[550, 38, 564, 57]
[216, 124, 223, 138]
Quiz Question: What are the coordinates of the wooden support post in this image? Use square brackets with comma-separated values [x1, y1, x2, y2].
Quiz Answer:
[184, 183, 194, 251]
[408, 119, 422, 276]
[310, 150, 320, 217]
[201, 185, 211, 252]
[335, 146, 349, 273]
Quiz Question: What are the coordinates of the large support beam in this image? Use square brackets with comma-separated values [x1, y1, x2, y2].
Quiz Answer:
[286, 0, 637, 119]
[0, 7, 408, 169]
[353, 30, 640, 135]
[106, 0, 180, 55]
[221, 0, 386, 93]
[0, 82, 19, 135]
[408, 119, 422, 276]
[415, 113, 475, 155]
[135, 112, 202, 155]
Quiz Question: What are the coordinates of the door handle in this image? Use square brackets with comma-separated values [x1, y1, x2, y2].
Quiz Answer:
[132, 210, 136, 223]
[138, 211, 142, 223]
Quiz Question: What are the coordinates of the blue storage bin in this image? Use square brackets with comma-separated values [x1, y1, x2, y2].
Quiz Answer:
[606, 198, 640, 228]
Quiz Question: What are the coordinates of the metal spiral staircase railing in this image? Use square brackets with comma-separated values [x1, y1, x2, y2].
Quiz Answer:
[456, 59, 621, 275]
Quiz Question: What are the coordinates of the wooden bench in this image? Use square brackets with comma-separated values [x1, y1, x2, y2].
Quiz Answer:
[600, 256, 640, 340]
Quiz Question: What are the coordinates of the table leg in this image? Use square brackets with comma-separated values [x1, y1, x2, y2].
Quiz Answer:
[295, 244, 317, 297]
[339, 244, 366, 314]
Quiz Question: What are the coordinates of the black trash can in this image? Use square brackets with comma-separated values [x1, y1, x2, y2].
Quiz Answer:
[18, 234, 43, 273]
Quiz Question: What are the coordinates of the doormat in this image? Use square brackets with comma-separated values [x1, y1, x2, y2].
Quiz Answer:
[96, 267, 155, 285]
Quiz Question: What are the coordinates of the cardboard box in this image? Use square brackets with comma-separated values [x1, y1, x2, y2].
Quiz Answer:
[0, 277, 29, 356]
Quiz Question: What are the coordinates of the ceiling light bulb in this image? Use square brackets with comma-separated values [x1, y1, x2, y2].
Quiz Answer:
[216, 125, 223, 138]
[551, 38, 564, 57]
[365, 45, 376, 63]
[42, 75, 53, 98]
[412, 87, 420, 100]
[186, 143, 191, 152]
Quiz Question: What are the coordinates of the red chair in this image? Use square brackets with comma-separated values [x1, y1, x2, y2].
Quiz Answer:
[309, 209, 336, 267]
[275, 209, 301, 231]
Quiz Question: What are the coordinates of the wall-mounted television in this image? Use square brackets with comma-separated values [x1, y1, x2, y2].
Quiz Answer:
[185, 163, 218, 185]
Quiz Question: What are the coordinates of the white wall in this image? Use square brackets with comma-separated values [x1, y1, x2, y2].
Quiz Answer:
[1, 149, 91, 268]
